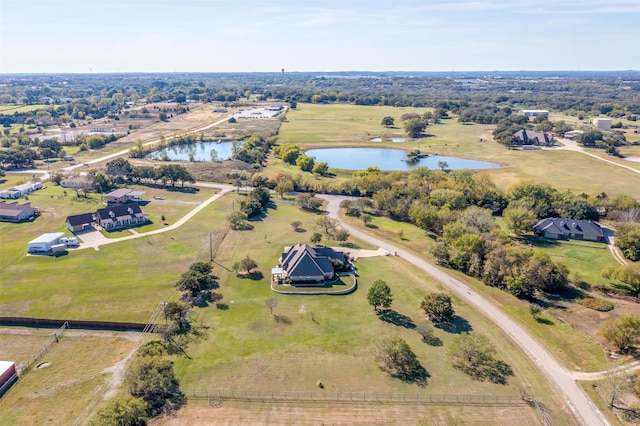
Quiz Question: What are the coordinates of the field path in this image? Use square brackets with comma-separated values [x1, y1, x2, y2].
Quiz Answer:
[553, 138, 640, 176]
[318, 194, 609, 426]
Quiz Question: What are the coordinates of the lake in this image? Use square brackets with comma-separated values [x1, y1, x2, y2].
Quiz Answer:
[305, 148, 500, 171]
[623, 156, 640, 163]
[145, 140, 238, 161]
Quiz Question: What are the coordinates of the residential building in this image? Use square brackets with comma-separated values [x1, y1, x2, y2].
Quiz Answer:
[96, 203, 148, 230]
[104, 188, 146, 204]
[0, 181, 43, 199]
[66, 212, 95, 233]
[513, 129, 554, 146]
[278, 244, 346, 285]
[0, 201, 36, 222]
[533, 218, 605, 242]
[60, 177, 94, 189]
[518, 109, 549, 117]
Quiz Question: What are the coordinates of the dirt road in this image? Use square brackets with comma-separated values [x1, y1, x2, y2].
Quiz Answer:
[318, 194, 609, 426]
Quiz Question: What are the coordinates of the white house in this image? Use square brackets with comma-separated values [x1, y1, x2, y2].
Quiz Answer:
[0, 181, 43, 199]
[27, 232, 65, 254]
[593, 118, 612, 131]
[519, 110, 549, 117]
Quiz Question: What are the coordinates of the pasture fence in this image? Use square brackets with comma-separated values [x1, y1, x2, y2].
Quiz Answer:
[186, 389, 526, 406]
[16, 321, 69, 376]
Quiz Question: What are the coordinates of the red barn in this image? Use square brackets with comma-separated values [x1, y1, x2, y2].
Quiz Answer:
[0, 361, 17, 396]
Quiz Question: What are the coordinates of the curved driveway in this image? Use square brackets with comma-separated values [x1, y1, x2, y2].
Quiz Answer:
[318, 194, 609, 426]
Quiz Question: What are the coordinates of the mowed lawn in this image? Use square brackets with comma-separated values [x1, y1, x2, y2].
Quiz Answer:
[169, 202, 574, 425]
[277, 103, 640, 198]
[0, 187, 234, 322]
[339, 211, 613, 372]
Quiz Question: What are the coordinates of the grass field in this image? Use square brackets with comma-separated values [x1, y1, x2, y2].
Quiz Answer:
[0, 186, 233, 322]
[164, 202, 575, 425]
[527, 238, 621, 285]
[339, 211, 618, 372]
[0, 330, 137, 425]
[277, 104, 640, 198]
[0, 104, 48, 114]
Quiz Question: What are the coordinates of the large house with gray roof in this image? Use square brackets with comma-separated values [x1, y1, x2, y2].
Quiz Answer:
[533, 218, 605, 242]
[96, 203, 148, 231]
[513, 129, 554, 146]
[277, 244, 347, 285]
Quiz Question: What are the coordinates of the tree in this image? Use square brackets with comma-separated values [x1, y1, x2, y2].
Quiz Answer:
[106, 158, 133, 181]
[447, 332, 513, 384]
[227, 211, 249, 230]
[381, 116, 394, 127]
[600, 314, 640, 352]
[420, 292, 454, 323]
[310, 232, 322, 244]
[265, 297, 279, 316]
[239, 256, 257, 274]
[367, 279, 393, 312]
[291, 221, 302, 232]
[404, 118, 426, 138]
[503, 206, 537, 236]
[615, 224, 640, 261]
[437, 160, 449, 172]
[335, 228, 350, 244]
[416, 323, 440, 346]
[529, 304, 542, 319]
[296, 155, 315, 172]
[95, 395, 148, 426]
[175, 263, 213, 297]
[296, 193, 323, 211]
[127, 356, 185, 417]
[312, 161, 329, 176]
[374, 335, 426, 384]
[316, 215, 339, 237]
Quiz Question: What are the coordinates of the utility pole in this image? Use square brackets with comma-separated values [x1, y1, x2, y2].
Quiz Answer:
[209, 233, 213, 261]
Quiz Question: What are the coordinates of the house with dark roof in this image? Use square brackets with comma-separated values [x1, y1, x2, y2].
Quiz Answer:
[0, 201, 36, 222]
[66, 213, 95, 233]
[533, 218, 605, 242]
[513, 129, 554, 146]
[278, 244, 346, 285]
[96, 203, 148, 231]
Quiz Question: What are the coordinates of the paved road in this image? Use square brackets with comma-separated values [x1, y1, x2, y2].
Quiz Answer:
[318, 194, 609, 426]
[552, 138, 640, 176]
[77, 183, 234, 250]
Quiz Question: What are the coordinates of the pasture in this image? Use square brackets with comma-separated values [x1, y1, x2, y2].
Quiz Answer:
[277, 104, 640, 198]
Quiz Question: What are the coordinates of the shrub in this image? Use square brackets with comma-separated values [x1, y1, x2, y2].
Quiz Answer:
[577, 297, 614, 312]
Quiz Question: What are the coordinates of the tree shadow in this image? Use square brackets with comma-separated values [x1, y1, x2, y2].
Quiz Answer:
[534, 316, 555, 325]
[231, 223, 254, 231]
[340, 242, 361, 249]
[273, 314, 291, 324]
[392, 364, 430, 387]
[365, 224, 379, 229]
[294, 228, 307, 233]
[237, 271, 263, 280]
[377, 309, 416, 329]
[434, 316, 472, 334]
[216, 303, 229, 310]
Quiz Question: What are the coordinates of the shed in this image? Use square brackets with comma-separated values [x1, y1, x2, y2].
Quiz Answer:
[0, 361, 17, 396]
[28, 232, 65, 254]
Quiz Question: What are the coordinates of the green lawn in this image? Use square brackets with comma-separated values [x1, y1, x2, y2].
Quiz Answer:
[167, 203, 573, 425]
[527, 237, 621, 286]
[276, 103, 640, 198]
[0, 104, 48, 113]
[339, 210, 613, 372]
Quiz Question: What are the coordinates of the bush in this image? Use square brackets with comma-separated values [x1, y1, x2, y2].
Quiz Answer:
[577, 297, 614, 312]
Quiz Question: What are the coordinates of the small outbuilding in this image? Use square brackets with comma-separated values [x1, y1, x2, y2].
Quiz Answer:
[0, 361, 17, 397]
[66, 212, 95, 233]
[27, 232, 65, 254]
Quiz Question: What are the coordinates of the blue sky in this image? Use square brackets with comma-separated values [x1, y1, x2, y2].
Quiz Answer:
[1, 0, 638, 73]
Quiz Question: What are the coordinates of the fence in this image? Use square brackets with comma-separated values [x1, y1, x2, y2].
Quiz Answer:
[16, 322, 69, 376]
[0, 316, 153, 332]
[186, 389, 525, 406]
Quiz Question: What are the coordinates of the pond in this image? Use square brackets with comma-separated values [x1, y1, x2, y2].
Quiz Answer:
[371, 137, 409, 142]
[305, 148, 500, 171]
[144, 140, 238, 161]
[623, 156, 640, 162]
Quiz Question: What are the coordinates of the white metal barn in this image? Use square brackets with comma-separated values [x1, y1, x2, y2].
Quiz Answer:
[27, 232, 65, 254]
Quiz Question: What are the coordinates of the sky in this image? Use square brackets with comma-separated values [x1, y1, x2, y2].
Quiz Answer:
[0, 0, 638, 73]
